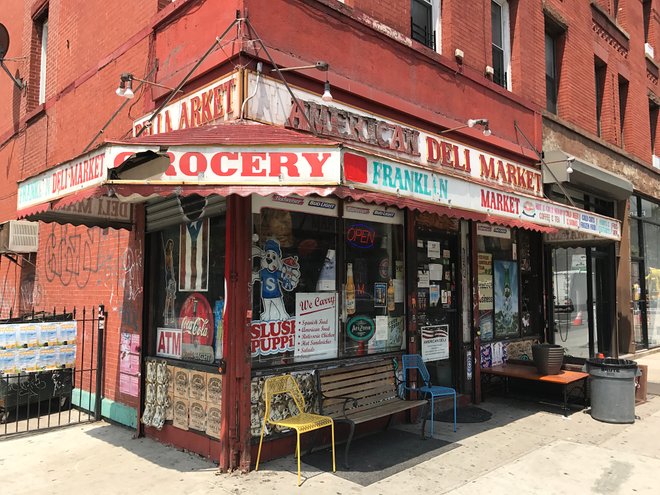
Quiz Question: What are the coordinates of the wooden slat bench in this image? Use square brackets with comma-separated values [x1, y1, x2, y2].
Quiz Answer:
[481, 362, 589, 416]
[317, 358, 427, 468]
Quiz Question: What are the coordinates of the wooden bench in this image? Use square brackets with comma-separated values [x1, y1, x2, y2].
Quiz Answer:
[317, 358, 428, 468]
[481, 362, 589, 416]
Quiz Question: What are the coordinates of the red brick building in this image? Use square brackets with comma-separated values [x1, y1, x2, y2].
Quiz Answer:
[0, 0, 655, 472]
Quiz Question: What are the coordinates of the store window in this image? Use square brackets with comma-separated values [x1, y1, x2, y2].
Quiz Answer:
[250, 196, 406, 369]
[477, 224, 541, 342]
[251, 196, 339, 368]
[342, 203, 405, 357]
[151, 214, 226, 365]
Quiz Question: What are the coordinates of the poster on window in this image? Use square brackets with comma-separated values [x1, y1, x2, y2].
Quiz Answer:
[179, 218, 210, 292]
[421, 324, 449, 362]
[294, 292, 338, 362]
[180, 293, 215, 363]
[494, 260, 519, 337]
[477, 253, 493, 311]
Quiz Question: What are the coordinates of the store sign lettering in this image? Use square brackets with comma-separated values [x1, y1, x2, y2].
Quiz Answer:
[156, 327, 182, 359]
[478, 155, 542, 196]
[346, 223, 376, 249]
[480, 189, 520, 214]
[347, 316, 375, 342]
[163, 150, 334, 180]
[133, 76, 237, 136]
[250, 319, 296, 356]
[287, 100, 421, 157]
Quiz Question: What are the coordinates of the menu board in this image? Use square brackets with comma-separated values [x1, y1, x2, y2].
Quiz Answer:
[294, 292, 338, 362]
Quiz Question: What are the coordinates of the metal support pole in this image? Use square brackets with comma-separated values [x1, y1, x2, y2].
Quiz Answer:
[95, 304, 105, 421]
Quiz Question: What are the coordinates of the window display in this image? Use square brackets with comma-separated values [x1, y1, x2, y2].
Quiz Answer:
[151, 215, 226, 365]
[249, 196, 406, 368]
[251, 196, 339, 368]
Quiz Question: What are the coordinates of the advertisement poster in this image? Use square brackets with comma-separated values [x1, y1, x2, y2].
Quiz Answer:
[477, 253, 494, 311]
[294, 292, 338, 362]
[119, 332, 140, 397]
[180, 293, 215, 364]
[494, 260, 519, 337]
[421, 324, 449, 361]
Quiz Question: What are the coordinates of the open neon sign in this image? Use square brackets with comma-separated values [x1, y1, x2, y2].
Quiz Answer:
[346, 223, 376, 249]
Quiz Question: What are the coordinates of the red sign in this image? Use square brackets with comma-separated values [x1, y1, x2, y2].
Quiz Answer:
[250, 319, 296, 356]
[156, 327, 182, 359]
[180, 293, 214, 347]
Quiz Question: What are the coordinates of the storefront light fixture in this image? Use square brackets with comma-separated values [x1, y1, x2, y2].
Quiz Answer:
[273, 61, 332, 102]
[116, 73, 183, 99]
[441, 118, 491, 136]
[566, 156, 575, 174]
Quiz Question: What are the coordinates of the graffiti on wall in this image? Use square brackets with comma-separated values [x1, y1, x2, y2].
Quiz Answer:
[44, 224, 105, 289]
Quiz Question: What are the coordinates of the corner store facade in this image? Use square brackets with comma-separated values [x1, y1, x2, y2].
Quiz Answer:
[15, 66, 622, 470]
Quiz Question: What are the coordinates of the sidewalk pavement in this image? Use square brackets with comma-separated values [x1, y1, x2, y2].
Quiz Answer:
[2, 391, 660, 495]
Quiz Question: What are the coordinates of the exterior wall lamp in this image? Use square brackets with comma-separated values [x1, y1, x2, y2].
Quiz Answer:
[441, 118, 491, 136]
[272, 61, 332, 102]
[116, 73, 183, 99]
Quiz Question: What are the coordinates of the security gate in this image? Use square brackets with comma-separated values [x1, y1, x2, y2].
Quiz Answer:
[0, 305, 105, 436]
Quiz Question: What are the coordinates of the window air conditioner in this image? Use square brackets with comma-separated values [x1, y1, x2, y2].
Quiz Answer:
[0, 220, 39, 253]
[645, 43, 655, 59]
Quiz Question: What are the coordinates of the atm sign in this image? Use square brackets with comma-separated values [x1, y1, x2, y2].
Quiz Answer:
[156, 327, 182, 359]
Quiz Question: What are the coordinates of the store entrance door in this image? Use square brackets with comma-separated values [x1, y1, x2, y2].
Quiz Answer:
[414, 225, 460, 389]
[549, 245, 616, 358]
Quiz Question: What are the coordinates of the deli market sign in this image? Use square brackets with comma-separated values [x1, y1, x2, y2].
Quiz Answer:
[132, 72, 239, 136]
[247, 72, 543, 198]
[17, 145, 154, 210]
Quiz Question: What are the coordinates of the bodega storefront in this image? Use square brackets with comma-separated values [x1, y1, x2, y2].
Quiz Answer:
[15, 68, 623, 470]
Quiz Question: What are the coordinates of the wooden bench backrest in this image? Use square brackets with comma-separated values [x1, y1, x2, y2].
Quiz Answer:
[319, 359, 399, 417]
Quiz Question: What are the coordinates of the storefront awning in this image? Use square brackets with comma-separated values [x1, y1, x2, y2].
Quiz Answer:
[543, 149, 633, 201]
[16, 122, 342, 227]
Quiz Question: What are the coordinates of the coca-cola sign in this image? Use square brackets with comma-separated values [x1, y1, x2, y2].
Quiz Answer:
[180, 293, 214, 363]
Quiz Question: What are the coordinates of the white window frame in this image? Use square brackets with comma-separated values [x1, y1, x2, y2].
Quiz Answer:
[38, 18, 48, 105]
[491, 0, 511, 91]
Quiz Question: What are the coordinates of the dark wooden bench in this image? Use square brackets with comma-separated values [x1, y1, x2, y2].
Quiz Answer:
[317, 358, 427, 468]
[481, 361, 589, 416]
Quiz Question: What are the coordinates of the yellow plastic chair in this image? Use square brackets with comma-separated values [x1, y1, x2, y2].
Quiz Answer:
[255, 374, 336, 486]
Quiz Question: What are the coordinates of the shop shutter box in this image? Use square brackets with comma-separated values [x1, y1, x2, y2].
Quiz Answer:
[146, 195, 226, 232]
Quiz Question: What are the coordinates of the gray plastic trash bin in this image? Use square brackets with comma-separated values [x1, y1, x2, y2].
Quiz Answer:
[585, 358, 640, 424]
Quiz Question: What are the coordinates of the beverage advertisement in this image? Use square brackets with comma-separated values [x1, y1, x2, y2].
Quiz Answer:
[180, 293, 215, 364]
[294, 292, 339, 362]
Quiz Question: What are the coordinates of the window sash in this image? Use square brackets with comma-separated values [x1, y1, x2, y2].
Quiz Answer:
[39, 19, 48, 105]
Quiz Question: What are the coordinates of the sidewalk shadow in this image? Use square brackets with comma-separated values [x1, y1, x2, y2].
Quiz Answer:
[83, 422, 217, 473]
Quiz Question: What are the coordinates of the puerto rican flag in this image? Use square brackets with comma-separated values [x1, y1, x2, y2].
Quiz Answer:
[179, 218, 209, 292]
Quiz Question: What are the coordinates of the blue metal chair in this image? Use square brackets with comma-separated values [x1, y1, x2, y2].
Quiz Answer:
[401, 354, 456, 437]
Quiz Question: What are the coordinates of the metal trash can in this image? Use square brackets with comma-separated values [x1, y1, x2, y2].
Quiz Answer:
[585, 358, 640, 424]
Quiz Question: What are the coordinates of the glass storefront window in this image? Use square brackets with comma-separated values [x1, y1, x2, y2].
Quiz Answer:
[644, 222, 660, 347]
[151, 214, 226, 365]
[251, 201, 338, 368]
[341, 210, 405, 357]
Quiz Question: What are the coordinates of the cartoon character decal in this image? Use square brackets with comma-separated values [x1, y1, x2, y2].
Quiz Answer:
[252, 239, 301, 321]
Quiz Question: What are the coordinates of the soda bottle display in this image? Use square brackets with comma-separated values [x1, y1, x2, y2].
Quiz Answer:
[345, 263, 356, 315]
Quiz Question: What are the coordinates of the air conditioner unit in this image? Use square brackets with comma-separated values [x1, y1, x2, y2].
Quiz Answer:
[646, 43, 655, 59]
[0, 220, 39, 253]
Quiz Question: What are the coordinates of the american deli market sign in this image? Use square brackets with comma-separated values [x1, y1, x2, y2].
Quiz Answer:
[344, 151, 621, 240]
[248, 73, 543, 198]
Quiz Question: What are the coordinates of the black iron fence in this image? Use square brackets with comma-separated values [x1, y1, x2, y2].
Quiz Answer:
[0, 305, 105, 436]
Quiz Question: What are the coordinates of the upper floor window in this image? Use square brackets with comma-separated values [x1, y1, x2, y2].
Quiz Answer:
[649, 98, 658, 158]
[38, 18, 48, 105]
[618, 75, 629, 147]
[545, 31, 558, 113]
[411, 0, 440, 52]
[595, 58, 607, 137]
[491, 0, 511, 89]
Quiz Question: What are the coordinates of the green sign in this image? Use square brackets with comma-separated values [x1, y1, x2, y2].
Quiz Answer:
[347, 316, 375, 342]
